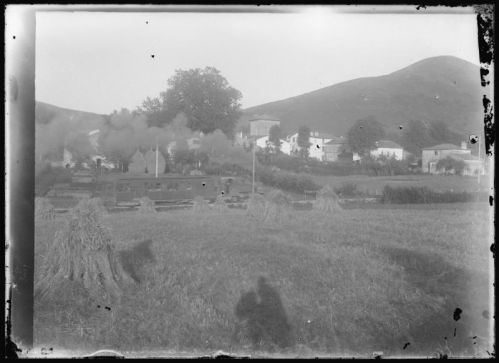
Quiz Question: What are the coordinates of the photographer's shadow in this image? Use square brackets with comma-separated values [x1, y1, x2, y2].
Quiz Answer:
[234, 276, 292, 350]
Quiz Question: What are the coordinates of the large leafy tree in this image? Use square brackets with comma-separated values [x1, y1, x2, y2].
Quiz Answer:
[145, 67, 243, 139]
[347, 115, 385, 156]
[297, 126, 311, 159]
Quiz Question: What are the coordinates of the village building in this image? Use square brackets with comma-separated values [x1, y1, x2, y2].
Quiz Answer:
[249, 114, 281, 137]
[323, 136, 350, 162]
[422, 142, 484, 175]
[287, 130, 335, 161]
[255, 135, 292, 155]
[370, 140, 404, 161]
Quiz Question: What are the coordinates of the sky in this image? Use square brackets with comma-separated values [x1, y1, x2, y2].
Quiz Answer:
[35, 5, 480, 115]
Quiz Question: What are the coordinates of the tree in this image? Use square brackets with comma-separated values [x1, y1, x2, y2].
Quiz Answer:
[436, 156, 466, 176]
[297, 126, 311, 159]
[150, 67, 242, 138]
[268, 125, 282, 153]
[347, 115, 385, 156]
[402, 120, 432, 155]
[66, 132, 94, 165]
[137, 96, 169, 128]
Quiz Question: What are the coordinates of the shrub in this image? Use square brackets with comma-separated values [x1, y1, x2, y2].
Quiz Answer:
[334, 182, 360, 197]
[381, 185, 482, 204]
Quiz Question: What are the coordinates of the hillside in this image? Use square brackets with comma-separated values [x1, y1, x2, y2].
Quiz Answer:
[241, 56, 487, 138]
[36, 101, 107, 132]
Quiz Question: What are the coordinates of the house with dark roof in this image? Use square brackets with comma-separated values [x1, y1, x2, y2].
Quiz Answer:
[370, 140, 404, 160]
[421, 142, 484, 174]
[249, 114, 281, 137]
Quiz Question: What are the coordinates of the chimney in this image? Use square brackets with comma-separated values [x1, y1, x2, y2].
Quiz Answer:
[461, 141, 467, 150]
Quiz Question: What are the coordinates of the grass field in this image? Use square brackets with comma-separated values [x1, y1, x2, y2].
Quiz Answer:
[34, 202, 493, 358]
[310, 174, 491, 196]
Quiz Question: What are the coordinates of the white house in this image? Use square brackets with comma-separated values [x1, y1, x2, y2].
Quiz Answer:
[255, 135, 291, 155]
[287, 131, 334, 161]
[422, 142, 484, 175]
[370, 140, 404, 161]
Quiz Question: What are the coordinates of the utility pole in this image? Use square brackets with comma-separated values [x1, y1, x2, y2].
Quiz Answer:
[155, 136, 159, 179]
[252, 139, 256, 195]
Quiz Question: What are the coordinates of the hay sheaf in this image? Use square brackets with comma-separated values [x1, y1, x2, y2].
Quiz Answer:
[212, 194, 229, 212]
[35, 197, 56, 220]
[313, 185, 342, 213]
[263, 190, 293, 223]
[246, 194, 267, 220]
[35, 199, 134, 303]
[88, 197, 108, 216]
[192, 196, 210, 212]
[138, 196, 157, 214]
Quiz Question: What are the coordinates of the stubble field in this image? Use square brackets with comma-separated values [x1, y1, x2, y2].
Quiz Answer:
[34, 202, 493, 358]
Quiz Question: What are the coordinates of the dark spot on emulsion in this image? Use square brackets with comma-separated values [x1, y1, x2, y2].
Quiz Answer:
[491, 243, 495, 258]
[12, 36, 16, 39]
[453, 308, 462, 321]
[151, 54, 155, 58]
[403, 342, 410, 349]
[469, 135, 479, 144]
[483, 310, 490, 319]
[146, 21, 149, 24]
[453, 327, 457, 337]
[399, 125, 403, 130]
[105, 306, 111, 311]
[221, 191, 224, 195]
[489, 196, 494, 206]
[97, 305, 101, 308]
[202, 182, 206, 187]
[316, 144, 320, 149]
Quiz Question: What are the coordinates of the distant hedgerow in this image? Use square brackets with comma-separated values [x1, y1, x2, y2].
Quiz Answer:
[381, 185, 485, 204]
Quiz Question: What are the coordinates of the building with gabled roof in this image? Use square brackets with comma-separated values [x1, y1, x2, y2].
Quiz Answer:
[422, 142, 471, 173]
[249, 114, 281, 137]
[370, 140, 404, 160]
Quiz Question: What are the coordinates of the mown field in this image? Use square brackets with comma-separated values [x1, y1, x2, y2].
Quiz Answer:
[310, 174, 491, 195]
[34, 202, 493, 358]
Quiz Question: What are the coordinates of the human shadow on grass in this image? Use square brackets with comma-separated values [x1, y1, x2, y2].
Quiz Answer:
[118, 239, 156, 283]
[234, 276, 293, 350]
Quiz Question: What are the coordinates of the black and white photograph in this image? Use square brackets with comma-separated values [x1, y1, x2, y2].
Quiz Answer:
[5, 4, 495, 359]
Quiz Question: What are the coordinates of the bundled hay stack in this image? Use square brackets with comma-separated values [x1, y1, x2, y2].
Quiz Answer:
[212, 194, 229, 212]
[246, 193, 267, 221]
[35, 197, 56, 220]
[88, 197, 108, 216]
[35, 199, 134, 302]
[313, 185, 342, 213]
[138, 196, 157, 214]
[192, 195, 210, 212]
[263, 189, 293, 223]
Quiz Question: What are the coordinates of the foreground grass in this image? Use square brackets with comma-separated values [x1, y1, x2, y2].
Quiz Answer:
[34, 203, 493, 357]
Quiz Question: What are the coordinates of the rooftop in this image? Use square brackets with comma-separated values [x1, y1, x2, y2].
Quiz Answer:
[375, 140, 403, 149]
[423, 143, 463, 150]
[249, 114, 280, 122]
[325, 136, 348, 145]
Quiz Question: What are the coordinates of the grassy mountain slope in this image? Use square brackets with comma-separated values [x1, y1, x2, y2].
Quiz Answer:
[242, 56, 487, 138]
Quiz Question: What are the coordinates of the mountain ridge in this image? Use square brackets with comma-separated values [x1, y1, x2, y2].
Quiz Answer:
[241, 55, 486, 138]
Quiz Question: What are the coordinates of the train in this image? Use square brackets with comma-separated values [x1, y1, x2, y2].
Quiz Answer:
[44, 171, 260, 209]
